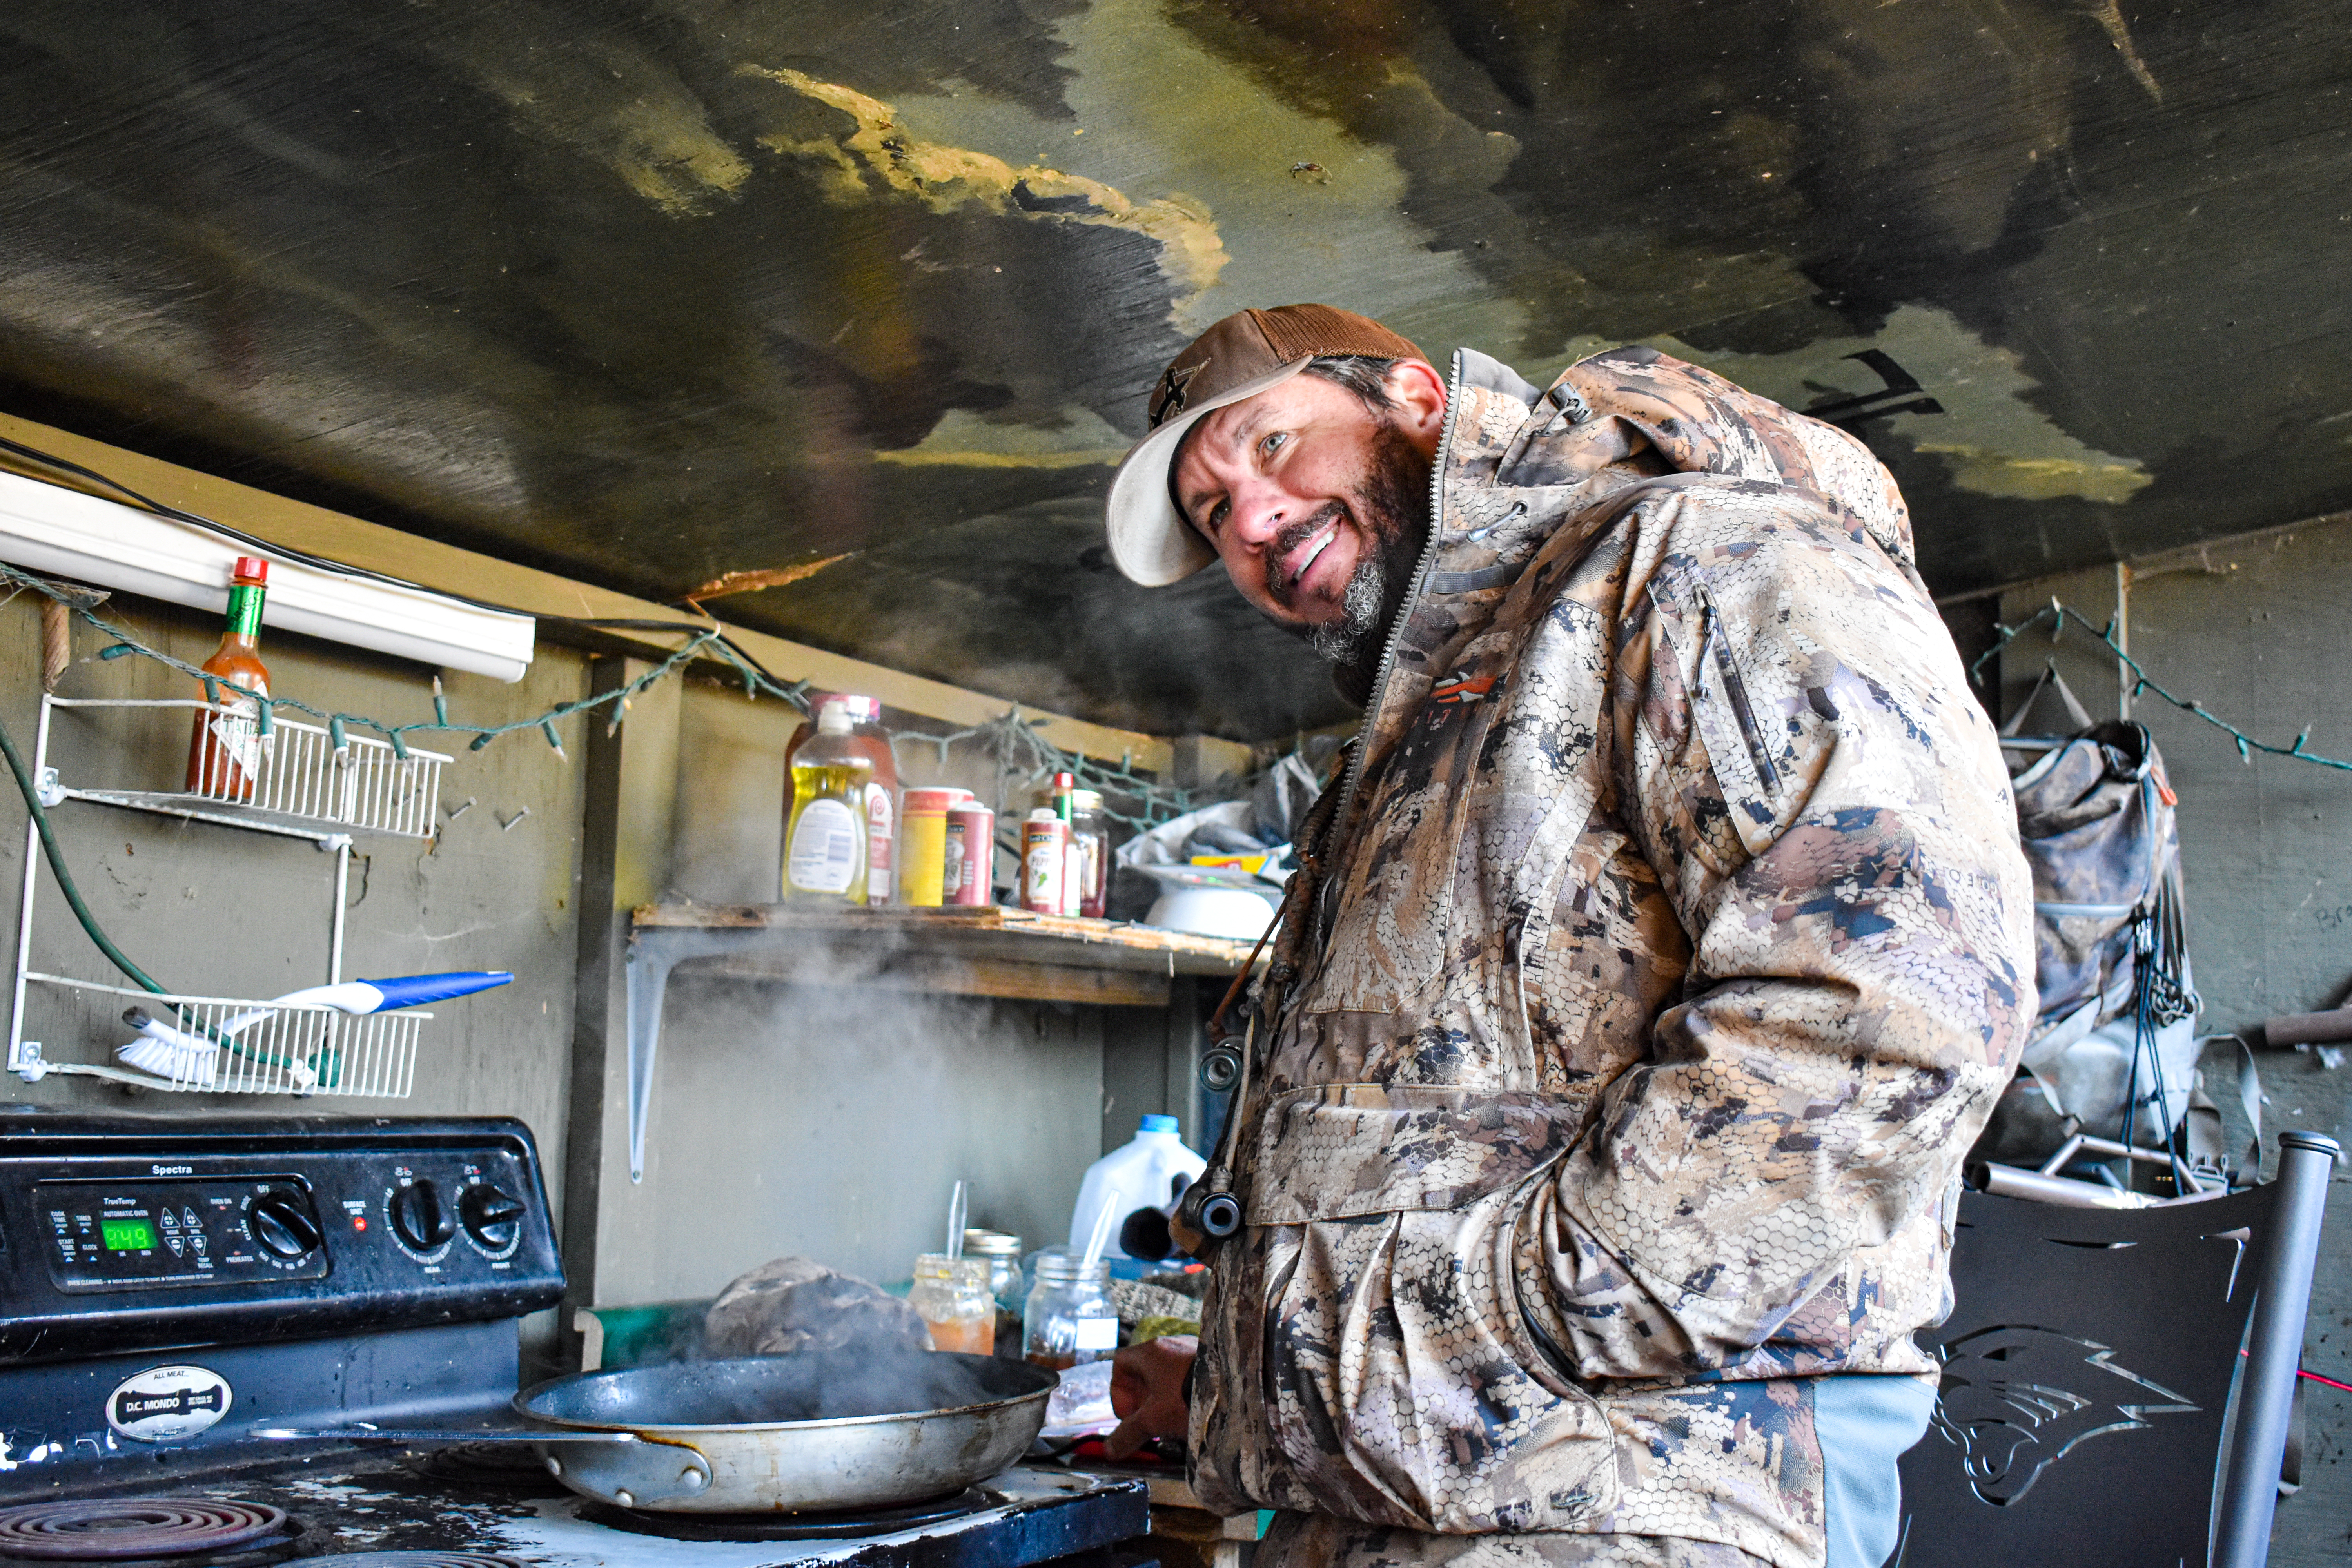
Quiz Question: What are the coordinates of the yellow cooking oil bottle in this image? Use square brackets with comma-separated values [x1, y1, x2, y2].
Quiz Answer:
[783, 699, 873, 904]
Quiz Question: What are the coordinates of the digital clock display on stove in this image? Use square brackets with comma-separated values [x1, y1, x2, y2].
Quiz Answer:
[101, 1217, 157, 1252]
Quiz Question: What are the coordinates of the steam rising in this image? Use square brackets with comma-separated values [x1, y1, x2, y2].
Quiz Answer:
[640, 927, 1105, 1296]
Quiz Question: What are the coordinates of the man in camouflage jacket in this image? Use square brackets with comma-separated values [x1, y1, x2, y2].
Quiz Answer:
[1101, 305, 2034, 1568]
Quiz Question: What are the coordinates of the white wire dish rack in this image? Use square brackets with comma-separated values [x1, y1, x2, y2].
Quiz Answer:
[8, 694, 451, 1097]
[12, 976, 426, 1097]
[54, 694, 446, 838]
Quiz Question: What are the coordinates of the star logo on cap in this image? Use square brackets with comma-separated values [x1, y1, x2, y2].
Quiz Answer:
[1151, 359, 1204, 427]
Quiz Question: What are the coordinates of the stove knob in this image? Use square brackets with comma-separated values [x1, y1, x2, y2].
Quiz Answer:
[458, 1183, 527, 1250]
[249, 1189, 322, 1259]
[390, 1179, 455, 1252]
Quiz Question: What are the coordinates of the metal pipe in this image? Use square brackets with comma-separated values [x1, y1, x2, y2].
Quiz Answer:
[2038, 1134, 2083, 1173]
[2042, 1132, 2172, 1172]
[2040, 1131, 2214, 1195]
[2212, 1132, 2341, 1568]
[2262, 1008, 2352, 1049]
[1969, 1161, 2158, 1209]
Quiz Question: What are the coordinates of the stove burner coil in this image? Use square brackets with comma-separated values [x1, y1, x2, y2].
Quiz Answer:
[298, 1555, 523, 1568]
[0, 1502, 291, 1562]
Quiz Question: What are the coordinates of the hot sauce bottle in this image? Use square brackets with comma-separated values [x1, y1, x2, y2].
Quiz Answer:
[1050, 772, 1082, 916]
[184, 557, 271, 801]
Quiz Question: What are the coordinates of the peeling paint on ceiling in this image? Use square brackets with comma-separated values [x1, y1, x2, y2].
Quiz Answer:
[744, 63, 1229, 319]
[878, 407, 1129, 469]
[0, 0, 2347, 739]
[1577, 307, 2156, 508]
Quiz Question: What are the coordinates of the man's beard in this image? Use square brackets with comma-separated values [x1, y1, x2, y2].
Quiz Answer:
[1266, 422, 1431, 670]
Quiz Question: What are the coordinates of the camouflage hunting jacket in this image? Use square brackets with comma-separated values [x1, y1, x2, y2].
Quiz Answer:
[1189, 347, 2036, 1568]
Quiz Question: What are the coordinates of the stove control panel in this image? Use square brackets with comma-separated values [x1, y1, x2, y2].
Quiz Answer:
[377, 1161, 529, 1265]
[0, 1115, 563, 1365]
[38, 1176, 330, 1287]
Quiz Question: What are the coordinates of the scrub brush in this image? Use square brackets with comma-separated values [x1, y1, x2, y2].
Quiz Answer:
[115, 970, 513, 1088]
[118, 1008, 228, 1089]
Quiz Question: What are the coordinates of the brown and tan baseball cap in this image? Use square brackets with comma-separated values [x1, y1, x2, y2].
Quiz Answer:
[1105, 304, 1426, 586]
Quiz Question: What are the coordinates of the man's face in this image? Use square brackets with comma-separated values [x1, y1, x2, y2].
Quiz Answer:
[1170, 364, 1446, 665]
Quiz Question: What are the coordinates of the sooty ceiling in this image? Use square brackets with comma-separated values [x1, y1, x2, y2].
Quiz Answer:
[2, 1, 2347, 739]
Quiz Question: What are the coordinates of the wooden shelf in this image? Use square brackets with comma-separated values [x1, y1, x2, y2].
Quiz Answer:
[630, 903, 1261, 1008]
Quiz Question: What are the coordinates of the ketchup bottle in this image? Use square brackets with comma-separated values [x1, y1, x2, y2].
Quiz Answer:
[184, 557, 271, 801]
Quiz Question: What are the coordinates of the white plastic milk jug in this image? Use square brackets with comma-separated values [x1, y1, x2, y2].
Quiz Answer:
[1068, 1115, 1207, 1261]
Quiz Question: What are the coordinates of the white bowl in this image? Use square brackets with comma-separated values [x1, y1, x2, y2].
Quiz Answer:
[1145, 887, 1277, 941]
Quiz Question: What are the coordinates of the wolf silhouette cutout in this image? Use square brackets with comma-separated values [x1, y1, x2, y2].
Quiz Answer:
[1928, 1324, 2199, 1504]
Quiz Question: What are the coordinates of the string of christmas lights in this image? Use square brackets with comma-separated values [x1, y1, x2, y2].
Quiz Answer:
[1975, 600, 2352, 773]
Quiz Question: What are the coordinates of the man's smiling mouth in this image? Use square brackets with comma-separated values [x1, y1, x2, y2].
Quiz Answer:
[1288, 521, 1339, 586]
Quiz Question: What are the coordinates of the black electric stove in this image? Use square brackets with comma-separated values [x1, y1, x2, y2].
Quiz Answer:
[0, 1115, 1150, 1568]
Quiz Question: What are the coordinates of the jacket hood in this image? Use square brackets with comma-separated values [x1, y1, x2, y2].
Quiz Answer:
[1358, 342, 1920, 705]
[1513, 344, 1916, 568]
[1327, 343, 1920, 858]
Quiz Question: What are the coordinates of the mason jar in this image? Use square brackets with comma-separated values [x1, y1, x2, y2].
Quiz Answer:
[962, 1230, 1027, 1354]
[909, 1252, 996, 1355]
[1022, 1249, 1118, 1369]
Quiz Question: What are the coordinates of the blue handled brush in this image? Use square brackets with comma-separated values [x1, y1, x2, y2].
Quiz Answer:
[117, 971, 512, 1087]
[235, 971, 515, 1020]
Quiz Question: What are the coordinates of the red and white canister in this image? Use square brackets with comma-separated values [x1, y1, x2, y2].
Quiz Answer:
[943, 804, 996, 906]
[1020, 810, 1070, 915]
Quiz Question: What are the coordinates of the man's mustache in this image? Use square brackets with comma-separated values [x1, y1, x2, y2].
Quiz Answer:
[1263, 502, 1350, 609]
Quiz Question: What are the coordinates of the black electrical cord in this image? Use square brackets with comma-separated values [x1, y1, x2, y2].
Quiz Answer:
[0, 432, 606, 628]
[0, 432, 504, 603]
[2, 434, 817, 710]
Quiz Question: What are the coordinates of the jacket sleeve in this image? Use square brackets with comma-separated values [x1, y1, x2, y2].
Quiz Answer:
[1515, 491, 2035, 1381]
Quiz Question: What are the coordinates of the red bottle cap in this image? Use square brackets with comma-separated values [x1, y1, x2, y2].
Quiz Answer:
[805, 692, 880, 723]
[232, 556, 269, 585]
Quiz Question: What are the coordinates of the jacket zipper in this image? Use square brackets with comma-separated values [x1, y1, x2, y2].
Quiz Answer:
[1319, 349, 1466, 866]
[1694, 583, 1782, 794]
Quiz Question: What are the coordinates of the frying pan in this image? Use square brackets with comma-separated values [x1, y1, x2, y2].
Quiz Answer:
[260, 1352, 1056, 1513]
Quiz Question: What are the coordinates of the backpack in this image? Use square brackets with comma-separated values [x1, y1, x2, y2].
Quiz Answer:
[1974, 667, 2203, 1168]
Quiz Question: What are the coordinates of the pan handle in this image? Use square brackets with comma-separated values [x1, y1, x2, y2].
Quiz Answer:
[542, 1429, 714, 1507]
[249, 1426, 642, 1444]
[251, 1422, 715, 1506]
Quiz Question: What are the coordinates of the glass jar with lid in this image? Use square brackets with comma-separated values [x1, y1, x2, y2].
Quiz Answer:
[963, 1230, 1026, 1355]
[1068, 790, 1109, 918]
[962, 1230, 1025, 1308]
[909, 1253, 995, 1355]
[1022, 1249, 1118, 1369]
